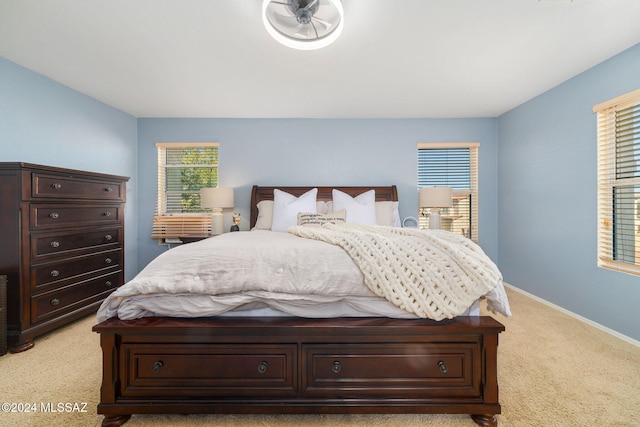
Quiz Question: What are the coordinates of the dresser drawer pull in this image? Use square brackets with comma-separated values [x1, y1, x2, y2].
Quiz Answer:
[50, 298, 60, 306]
[105, 281, 113, 287]
[104, 187, 113, 192]
[51, 183, 62, 190]
[50, 270, 60, 277]
[103, 211, 112, 217]
[104, 258, 112, 264]
[49, 212, 59, 219]
[332, 361, 341, 374]
[257, 361, 269, 374]
[50, 241, 60, 248]
[105, 234, 113, 241]
[438, 361, 448, 374]
[151, 361, 164, 373]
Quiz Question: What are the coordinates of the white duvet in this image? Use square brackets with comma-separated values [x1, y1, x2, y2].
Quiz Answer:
[97, 229, 510, 322]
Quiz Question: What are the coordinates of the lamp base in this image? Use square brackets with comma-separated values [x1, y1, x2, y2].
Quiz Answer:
[211, 210, 224, 235]
[429, 209, 441, 230]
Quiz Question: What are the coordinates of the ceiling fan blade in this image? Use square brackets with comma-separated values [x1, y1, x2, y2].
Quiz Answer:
[311, 16, 332, 29]
[265, 1, 293, 19]
[309, 21, 320, 39]
[271, 11, 301, 30]
[303, 0, 319, 11]
[290, 24, 318, 40]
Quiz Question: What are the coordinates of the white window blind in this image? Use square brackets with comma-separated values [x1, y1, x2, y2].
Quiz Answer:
[417, 142, 479, 241]
[152, 142, 219, 242]
[594, 88, 640, 275]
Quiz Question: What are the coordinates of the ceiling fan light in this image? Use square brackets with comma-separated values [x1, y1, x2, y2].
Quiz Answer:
[262, 0, 344, 50]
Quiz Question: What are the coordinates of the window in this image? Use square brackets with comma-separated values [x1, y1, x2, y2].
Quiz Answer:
[417, 142, 479, 241]
[152, 142, 219, 242]
[594, 88, 640, 275]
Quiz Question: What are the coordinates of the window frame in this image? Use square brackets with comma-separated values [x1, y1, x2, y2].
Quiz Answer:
[417, 142, 479, 242]
[152, 142, 219, 242]
[594, 88, 640, 275]
[156, 142, 219, 215]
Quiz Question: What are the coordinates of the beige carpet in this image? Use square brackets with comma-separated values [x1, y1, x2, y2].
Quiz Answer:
[0, 286, 639, 427]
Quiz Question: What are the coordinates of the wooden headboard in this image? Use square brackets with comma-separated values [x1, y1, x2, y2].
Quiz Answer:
[250, 185, 398, 229]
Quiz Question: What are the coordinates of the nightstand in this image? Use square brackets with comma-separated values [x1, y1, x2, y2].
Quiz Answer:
[178, 235, 212, 244]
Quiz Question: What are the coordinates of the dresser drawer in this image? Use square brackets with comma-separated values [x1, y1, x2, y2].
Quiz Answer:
[31, 227, 122, 259]
[119, 344, 296, 397]
[32, 173, 125, 201]
[303, 343, 480, 397]
[31, 271, 120, 324]
[31, 249, 122, 290]
[31, 204, 122, 230]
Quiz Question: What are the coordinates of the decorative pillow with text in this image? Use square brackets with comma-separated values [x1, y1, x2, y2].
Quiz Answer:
[297, 210, 346, 227]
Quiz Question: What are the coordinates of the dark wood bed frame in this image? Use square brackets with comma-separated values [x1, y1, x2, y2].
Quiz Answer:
[93, 185, 505, 427]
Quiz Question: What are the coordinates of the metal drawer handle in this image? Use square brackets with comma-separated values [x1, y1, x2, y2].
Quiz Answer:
[50, 270, 60, 277]
[49, 212, 59, 219]
[103, 211, 112, 217]
[50, 241, 60, 248]
[105, 258, 112, 264]
[151, 361, 164, 373]
[105, 281, 113, 287]
[50, 298, 60, 306]
[51, 183, 62, 190]
[332, 361, 341, 374]
[104, 187, 113, 192]
[257, 361, 269, 374]
[105, 234, 113, 241]
[438, 361, 448, 374]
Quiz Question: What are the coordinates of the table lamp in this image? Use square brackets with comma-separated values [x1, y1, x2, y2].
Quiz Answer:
[419, 187, 453, 230]
[200, 187, 234, 235]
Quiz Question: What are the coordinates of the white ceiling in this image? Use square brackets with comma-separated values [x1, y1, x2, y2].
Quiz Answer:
[1, 0, 640, 118]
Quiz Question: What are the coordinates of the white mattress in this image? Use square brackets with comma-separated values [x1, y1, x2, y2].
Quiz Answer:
[217, 301, 481, 318]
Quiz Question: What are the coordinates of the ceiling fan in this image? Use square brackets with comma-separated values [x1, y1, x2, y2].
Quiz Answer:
[262, 0, 344, 50]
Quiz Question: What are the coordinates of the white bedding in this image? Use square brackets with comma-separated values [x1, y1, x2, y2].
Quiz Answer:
[97, 230, 508, 322]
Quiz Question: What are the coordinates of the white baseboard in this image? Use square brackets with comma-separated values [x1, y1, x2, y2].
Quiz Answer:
[504, 283, 640, 348]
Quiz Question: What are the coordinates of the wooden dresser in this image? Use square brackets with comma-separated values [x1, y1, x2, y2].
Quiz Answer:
[0, 163, 128, 353]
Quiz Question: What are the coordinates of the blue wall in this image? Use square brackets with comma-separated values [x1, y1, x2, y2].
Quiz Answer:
[137, 118, 499, 268]
[498, 43, 640, 341]
[4, 39, 640, 342]
[0, 58, 140, 278]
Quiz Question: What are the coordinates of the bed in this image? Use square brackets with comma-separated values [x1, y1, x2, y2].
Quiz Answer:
[93, 185, 508, 427]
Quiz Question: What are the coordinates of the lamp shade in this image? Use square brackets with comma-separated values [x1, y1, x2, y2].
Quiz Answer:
[200, 188, 234, 209]
[419, 187, 453, 209]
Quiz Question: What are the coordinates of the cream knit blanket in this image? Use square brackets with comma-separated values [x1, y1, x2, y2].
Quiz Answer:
[288, 223, 508, 320]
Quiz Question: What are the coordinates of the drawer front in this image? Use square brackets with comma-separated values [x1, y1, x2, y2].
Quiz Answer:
[31, 204, 122, 230]
[303, 343, 480, 397]
[31, 249, 122, 290]
[120, 344, 296, 397]
[33, 173, 124, 201]
[31, 271, 120, 324]
[31, 227, 122, 259]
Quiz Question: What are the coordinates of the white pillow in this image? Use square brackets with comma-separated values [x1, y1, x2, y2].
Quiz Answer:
[332, 189, 377, 225]
[375, 201, 401, 227]
[253, 200, 328, 230]
[271, 188, 318, 232]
